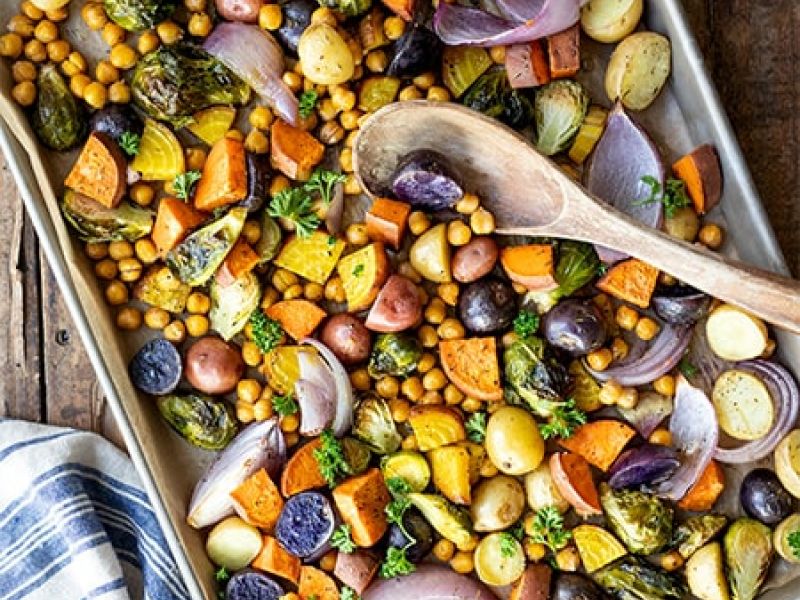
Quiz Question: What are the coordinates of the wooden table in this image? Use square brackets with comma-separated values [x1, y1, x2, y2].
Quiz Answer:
[0, 0, 797, 440]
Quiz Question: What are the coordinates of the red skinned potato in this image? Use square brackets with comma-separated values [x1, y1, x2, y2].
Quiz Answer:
[365, 275, 422, 332]
[319, 314, 371, 365]
[215, 0, 262, 22]
[452, 237, 499, 283]
[184, 336, 244, 395]
[334, 549, 380, 595]
[511, 563, 552, 600]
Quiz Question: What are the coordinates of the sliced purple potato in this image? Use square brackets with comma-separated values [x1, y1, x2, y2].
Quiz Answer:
[391, 149, 464, 210]
[226, 570, 284, 600]
[275, 492, 336, 559]
[128, 338, 182, 395]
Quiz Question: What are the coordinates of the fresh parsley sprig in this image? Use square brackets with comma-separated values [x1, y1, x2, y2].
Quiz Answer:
[788, 530, 800, 559]
[119, 131, 140, 156]
[272, 393, 298, 417]
[538, 398, 587, 440]
[499, 532, 519, 558]
[313, 428, 350, 487]
[514, 310, 540, 339]
[678, 356, 699, 378]
[299, 90, 319, 119]
[268, 186, 321, 238]
[305, 168, 346, 205]
[379, 546, 416, 579]
[465, 412, 487, 443]
[635, 175, 692, 218]
[340, 586, 360, 600]
[529, 506, 572, 554]
[249, 308, 283, 354]
[173, 170, 202, 201]
[331, 524, 356, 554]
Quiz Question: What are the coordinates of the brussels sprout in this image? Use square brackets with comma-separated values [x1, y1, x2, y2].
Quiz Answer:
[132, 43, 251, 126]
[368, 333, 422, 378]
[724, 518, 773, 600]
[600, 484, 673, 555]
[671, 514, 728, 559]
[255, 213, 282, 264]
[503, 336, 570, 417]
[318, 0, 371, 17]
[352, 393, 402, 454]
[525, 241, 600, 313]
[104, 0, 176, 31]
[134, 265, 192, 313]
[157, 394, 237, 451]
[62, 190, 153, 243]
[342, 437, 372, 475]
[166, 207, 247, 286]
[593, 556, 687, 600]
[209, 272, 261, 341]
[534, 80, 590, 156]
[32, 64, 86, 151]
[463, 67, 533, 129]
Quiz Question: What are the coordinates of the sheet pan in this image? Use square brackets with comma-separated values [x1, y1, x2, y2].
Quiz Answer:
[1, 0, 798, 598]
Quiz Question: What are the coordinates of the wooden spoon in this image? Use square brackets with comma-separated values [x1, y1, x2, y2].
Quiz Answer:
[354, 101, 800, 334]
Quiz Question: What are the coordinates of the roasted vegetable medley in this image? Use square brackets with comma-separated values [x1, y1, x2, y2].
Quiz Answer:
[4, 0, 800, 598]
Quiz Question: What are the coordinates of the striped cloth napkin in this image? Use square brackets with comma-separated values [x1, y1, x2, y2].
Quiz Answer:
[0, 419, 189, 600]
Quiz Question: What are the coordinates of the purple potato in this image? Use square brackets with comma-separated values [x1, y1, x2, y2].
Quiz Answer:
[276, 492, 336, 559]
[554, 573, 610, 600]
[129, 338, 182, 395]
[90, 104, 142, 143]
[276, 0, 315, 54]
[459, 278, 516, 334]
[387, 510, 434, 563]
[542, 299, 608, 356]
[740, 468, 794, 525]
[608, 445, 680, 490]
[386, 22, 442, 78]
[391, 149, 463, 210]
[240, 153, 270, 213]
[226, 570, 284, 600]
[652, 286, 711, 325]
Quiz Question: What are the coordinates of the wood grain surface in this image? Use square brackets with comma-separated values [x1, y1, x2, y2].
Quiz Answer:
[0, 0, 797, 438]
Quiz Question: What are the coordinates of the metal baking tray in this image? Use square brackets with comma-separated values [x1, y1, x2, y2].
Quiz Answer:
[1, 0, 797, 598]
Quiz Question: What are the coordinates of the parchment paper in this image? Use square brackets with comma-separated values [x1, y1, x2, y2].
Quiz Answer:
[0, 1, 798, 598]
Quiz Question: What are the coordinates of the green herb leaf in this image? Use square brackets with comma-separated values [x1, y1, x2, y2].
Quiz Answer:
[788, 530, 800, 559]
[340, 586, 360, 600]
[386, 477, 412, 496]
[272, 393, 298, 417]
[268, 186, 321, 238]
[538, 398, 587, 440]
[510, 521, 525, 541]
[313, 428, 350, 487]
[529, 506, 572, 554]
[214, 567, 230, 583]
[635, 175, 692, 218]
[299, 90, 319, 119]
[513, 310, 540, 338]
[331, 524, 357, 554]
[173, 170, 202, 201]
[119, 131, 140, 156]
[499, 532, 519, 558]
[352, 264, 365, 278]
[678, 356, 699, 378]
[379, 546, 416, 579]
[305, 168, 347, 205]
[249, 308, 283, 354]
[384, 477, 414, 542]
[465, 412, 487, 443]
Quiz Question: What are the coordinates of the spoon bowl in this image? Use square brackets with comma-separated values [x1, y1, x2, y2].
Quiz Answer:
[354, 101, 800, 333]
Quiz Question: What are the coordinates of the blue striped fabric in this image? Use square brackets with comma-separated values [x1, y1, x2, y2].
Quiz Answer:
[0, 420, 189, 600]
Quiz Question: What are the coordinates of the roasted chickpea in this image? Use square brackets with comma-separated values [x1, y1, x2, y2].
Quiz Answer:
[653, 374, 676, 396]
[280, 413, 300, 433]
[599, 379, 622, 405]
[105, 280, 128, 305]
[422, 367, 447, 391]
[21, 1, 44, 21]
[94, 258, 118, 280]
[698, 223, 724, 249]
[185, 314, 210, 338]
[109, 43, 138, 70]
[610, 336, 629, 361]
[101, 22, 126, 46]
[225, 128, 244, 142]
[116, 306, 142, 331]
[586, 348, 613, 372]
[319, 120, 345, 145]
[461, 397, 482, 413]
[319, 550, 337, 572]
[616, 387, 639, 410]
[324, 276, 346, 303]
[412, 72, 435, 90]
[24, 38, 46, 62]
[408, 211, 431, 236]
[95, 59, 119, 85]
[249, 106, 274, 130]
[450, 551, 474, 574]
[660, 551, 684, 572]
[433, 539, 455, 562]
[417, 352, 436, 373]
[524, 540, 547, 562]
[144, 307, 170, 330]
[137, 30, 159, 54]
[398, 85, 423, 101]
[108, 240, 134, 260]
[45, 8, 69, 22]
[383, 16, 405, 40]
[310, 6, 337, 26]
[281, 70, 302, 92]
[635, 316, 660, 341]
[81, 3, 107, 30]
[424, 298, 447, 325]
[418, 324, 438, 348]
[0, 33, 24, 58]
[46, 39, 70, 62]
[331, 87, 356, 112]
[555, 547, 581, 572]
[188, 12, 212, 37]
[85, 241, 108, 260]
[11, 81, 36, 106]
[259, 4, 283, 30]
[376, 375, 400, 399]
[427, 86, 451, 102]
[489, 45, 506, 64]
[443, 383, 463, 405]
[163, 320, 187, 343]
[241, 341, 262, 367]
[303, 282, 324, 302]
[401, 434, 418, 450]
[438, 318, 465, 340]
[118, 257, 143, 282]
[447, 220, 472, 247]
[185, 0, 207, 10]
[156, 21, 182, 45]
[83, 81, 108, 109]
[269, 174, 291, 198]
[244, 129, 269, 154]
[365, 49, 388, 73]
[237, 379, 262, 404]
[649, 428, 672, 446]
[456, 193, 480, 214]
[33, 20, 58, 44]
[401, 376, 424, 402]
[615, 305, 639, 330]
[236, 400, 255, 423]
[340, 109, 362, 131]
[470, 208, 495, 235]
[350, 368, 371, 391]
[8, 15, 35, 38]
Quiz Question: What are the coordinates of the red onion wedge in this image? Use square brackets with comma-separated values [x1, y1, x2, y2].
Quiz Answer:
[296, 351, 336, 436]
[584, 101, 665, 263]
[586, 323, 692, 387]
[302, 338, 355, 437]
[363, 564, 497, 600]
[714, 360, 800, 464]
[204, 23, 299, 125]
[433, 0, 583, 47]
[654, 376, 718, 501]
[188, 418, 286, 528]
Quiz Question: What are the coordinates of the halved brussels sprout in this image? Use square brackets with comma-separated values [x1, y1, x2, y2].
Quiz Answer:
[594, 556, 687, 600]
[671, 514, 727, 559]
[600, 483, 673, 555]
[534, 80, 590, 156]
[209, 272, 261, 341]
[352, 393, 402, 454]
[104, 0, 176, 31]
[463, 67, 533, 130]
[724, 518, 773, 600]
[157, 394, 237, 451]
[62, 190, 153, 242]
[368, 333, 422, 378]
[33, 64, 86, 151]
[503, 336, 569, 418]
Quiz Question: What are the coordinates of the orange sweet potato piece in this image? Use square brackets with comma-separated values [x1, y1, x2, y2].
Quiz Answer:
[216, 238, 260, 286]
[152, 197, 207, 257]
[334, 550, 379, 595]
[678, 460, 726, 511]
[439, 338, 503, 401]
[366, 197, 411, 249]
[193, 137, 247, 211]
[298, 565, 340, 600]
[511, 563, 552, 600]
[252, 535, 302, 584]
[230, 469, 284, 531]
[547, 24, 580, 79]
[270, 119, 325, 181]
[550, 452, 602, 517]
[596, 258, 659, 309]
[500, 244, 557, 291]
[672, 144, 722, 215]
[64, 132, 126, 208]
[381, 0, 414, 20]
[332, 468, 391, 548]
[558, 420, 636, 472]
[281, 438, 327, 496]
[266, 299, 327, 341]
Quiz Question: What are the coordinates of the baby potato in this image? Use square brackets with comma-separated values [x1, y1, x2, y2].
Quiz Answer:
[664, 206, 700, 242]
[485, 406, 544, 476]
[581, 0, 643, 44]
[471, 475, 526, 532]
[605, 31, 671, 111]
[298, 23, 354, 85]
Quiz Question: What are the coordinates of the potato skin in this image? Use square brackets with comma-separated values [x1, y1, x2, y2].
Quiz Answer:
[184, 336, 245, 395]
[215, 0, 261, 23]
[320, 314, 372, 365]
[581, 0, 643, 43]
[452, 237, 498, 283]
[605, 31, 671, 111]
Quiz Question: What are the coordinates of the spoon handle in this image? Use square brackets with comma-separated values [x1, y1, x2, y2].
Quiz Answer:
[555, 198, 800, 334]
